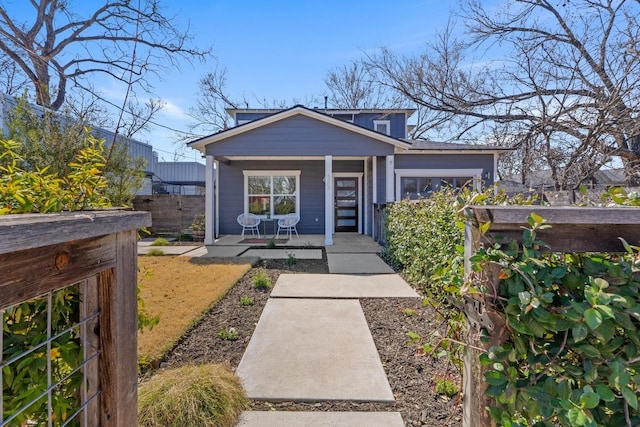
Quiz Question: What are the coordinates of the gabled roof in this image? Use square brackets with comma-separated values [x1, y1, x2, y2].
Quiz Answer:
[188, 105, 413, 152]
[225, 106, 417, 117]
[405, 139, 513, 152]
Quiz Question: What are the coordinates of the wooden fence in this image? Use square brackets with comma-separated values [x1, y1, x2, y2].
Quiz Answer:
[0, 211, 150, 426]
[463, 206, 640, 427]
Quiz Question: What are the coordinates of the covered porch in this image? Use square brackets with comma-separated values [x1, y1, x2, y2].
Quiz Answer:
[203, 155, 396, 246]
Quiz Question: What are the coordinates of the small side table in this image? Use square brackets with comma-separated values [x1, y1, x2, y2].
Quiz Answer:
[261, 218, 277, 239]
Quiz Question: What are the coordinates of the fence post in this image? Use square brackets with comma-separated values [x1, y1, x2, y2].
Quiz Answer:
[99, 229, 138, 426]
[462, 221, 497, 427]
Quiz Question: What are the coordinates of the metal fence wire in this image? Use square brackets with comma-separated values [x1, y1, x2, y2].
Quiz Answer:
[1, 279, 100, 427]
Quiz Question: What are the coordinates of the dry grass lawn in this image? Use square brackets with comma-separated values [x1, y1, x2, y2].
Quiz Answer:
[137, 257, 251, 365]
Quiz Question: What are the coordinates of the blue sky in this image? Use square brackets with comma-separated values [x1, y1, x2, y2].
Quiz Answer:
[103, 0, 457, 161]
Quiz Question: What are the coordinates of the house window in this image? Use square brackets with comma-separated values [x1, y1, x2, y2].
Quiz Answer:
[400, 176, 475, 199]
[395, 169, 483, 200]
[244, 171, 300, 217]
[373, 120, 390, 135]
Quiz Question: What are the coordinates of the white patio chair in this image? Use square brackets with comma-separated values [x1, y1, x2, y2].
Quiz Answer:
[237, 213, 261, 238]
[276, 214, 299, 239]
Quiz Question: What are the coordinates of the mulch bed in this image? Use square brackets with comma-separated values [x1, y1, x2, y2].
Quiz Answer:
[161, 251, 462, 426]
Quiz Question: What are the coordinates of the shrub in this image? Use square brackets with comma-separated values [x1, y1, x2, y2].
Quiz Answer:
[217, 327, 239, 341]
[146, 248, 165, 256]
[384, 190, 464, 295]
[286, 252, 297, 266]
[151, 237, 169, 246]
[138, 363, 248, 427]
[471, 215, 640, 426]
[434, 375, 460, 397]
[265, 240, 276, 249]
[238, 295, 254, 306]
[400, 307, 417, 316]
[252, 271, 272, 290]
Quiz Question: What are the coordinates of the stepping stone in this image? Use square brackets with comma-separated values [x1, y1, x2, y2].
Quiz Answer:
[236, 299, 394, 402]
[237, 411, 404, 426]
[327, 253, 395, 274]
[271, 274, 419, 298]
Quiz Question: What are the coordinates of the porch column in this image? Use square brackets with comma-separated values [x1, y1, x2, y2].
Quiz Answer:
[324, 155, 333, 246]
[386, 155, 394, 202]
[205, 155, 214, 245]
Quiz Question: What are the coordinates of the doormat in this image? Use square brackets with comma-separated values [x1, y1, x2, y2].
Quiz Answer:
[239, 238, 289, 244]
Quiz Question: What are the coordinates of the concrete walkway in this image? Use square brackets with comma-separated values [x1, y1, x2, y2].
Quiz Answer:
[271, 273, 419, 298]
[236, 298, 394, 402]
[236, 257, 418, 426]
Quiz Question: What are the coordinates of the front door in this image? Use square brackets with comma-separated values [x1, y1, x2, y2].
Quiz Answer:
[334, 177, 358, 232]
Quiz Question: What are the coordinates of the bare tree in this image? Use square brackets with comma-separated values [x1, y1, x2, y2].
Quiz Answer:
[187, 66, 239, 137]
[324, 62, 396, 109]
[0, 53, 29, 96]
[366, 1, 640, 187]
[0, 0, 209, 111]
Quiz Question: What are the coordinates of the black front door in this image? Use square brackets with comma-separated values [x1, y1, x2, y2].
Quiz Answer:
[334, 177, 358, 232]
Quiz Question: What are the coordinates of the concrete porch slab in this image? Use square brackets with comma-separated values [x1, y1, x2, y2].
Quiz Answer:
[327, 253, 394, 274]
[271, 274, 419, 298]
[236, 299, 394, 402]
[241, 249, 323, 260]
[236, 411, 404, 427]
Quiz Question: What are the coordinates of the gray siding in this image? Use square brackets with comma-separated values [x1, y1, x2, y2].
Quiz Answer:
[353, 113, 406, 138]
[394, 153, 495, 185]
[217, 159, 366, 235]
[236, 112, 271, 122]
[218, 160, 326, 235]
[206, 115, 395, 157]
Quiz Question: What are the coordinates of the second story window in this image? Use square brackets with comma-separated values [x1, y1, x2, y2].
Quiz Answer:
[373, 120, 390, 135]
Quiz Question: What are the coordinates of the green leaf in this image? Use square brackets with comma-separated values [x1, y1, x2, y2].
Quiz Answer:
[584, 308, 602, 330]
[621, 385, 638, 410]
[479, 221, 491, 234]
[530, 212, 545, 225]
[567, 407, 587, 426]
[576, 344, 601, 358]
[572, 324, 588, 342]
[596, 384, 615, 402]
[595, 304, 615, 319]
[580, 388, 600, 409]
[485, 370, 508, 386]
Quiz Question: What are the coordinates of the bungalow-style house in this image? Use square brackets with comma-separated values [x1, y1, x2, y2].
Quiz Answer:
[188, 105, 509, 245]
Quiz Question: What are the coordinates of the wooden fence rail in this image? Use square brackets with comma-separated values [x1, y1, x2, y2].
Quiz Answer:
[0, 211, 151, 426]
[462, 206, 640, 427]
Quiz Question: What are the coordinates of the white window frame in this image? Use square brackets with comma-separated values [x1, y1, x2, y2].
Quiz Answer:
[373, 120, 391, 135]
[395, 168, 483, 201]
[243, 170, 301, 218]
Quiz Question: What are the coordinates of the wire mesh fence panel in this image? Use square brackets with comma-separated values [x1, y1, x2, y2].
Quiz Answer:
[2, 279, 101, 427]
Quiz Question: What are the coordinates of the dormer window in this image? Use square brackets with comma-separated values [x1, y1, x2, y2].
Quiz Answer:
[373, 120, 390, 135]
